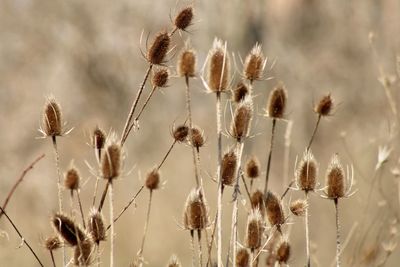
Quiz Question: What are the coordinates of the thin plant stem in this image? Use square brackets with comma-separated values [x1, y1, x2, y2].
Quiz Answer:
[190, 230, 196, 267]
[76, 190, 86, 229]
[158, 140, 177, 170]
[109, 181, 115, 267]
[0, 207, 44, 267]
[135, 85, 157, 122]
[216, 92, 223, 267]
[50, 250, 56, 267]
[240, 173, 252, 203]
[198, 230, 203, 267]
[92, 177, 100, 208]
[206, 212, 219, 267]
[305, 192, 310, 267]
[281, 180, 295, 200]
[306, 115, 321, 151]
[264, 119, 276, 196]
[98, 181, 109, 212]
[334, 199, 341, 267]
[138, 190, 153, 264]
[283, 121, 292, 190]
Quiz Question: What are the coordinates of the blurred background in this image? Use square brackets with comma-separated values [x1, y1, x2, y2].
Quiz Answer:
[1, 0, 400, 266]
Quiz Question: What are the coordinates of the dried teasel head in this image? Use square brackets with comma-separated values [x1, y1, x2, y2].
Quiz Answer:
[276, 241, 291, 264]
[190, 126, 205, 150]
[246, 156, 260, 179]
[207, 38, 230, 93]
[183, 188, 209, 230]
[251, 190, 265, 217]
[230, 96, 253, 141]
[245, 209, 264, 250]
[267, 85, 287, 119]
[87, 208, 106, 244]
[173, 125, 189, 142]
[152, 68, 169, 88]
[51, 213, 87, 246]
[42, 97, 63, 137]
[265, 253, 277, 267]
[167, 254, 182, 267]
[243, 43, 265, 82]
[147, 31, 170, 65]
[221, 149, 237, 187]
[325, 154, 349, 199]
[101, 141, 122, 180]
[74, 240, 93, 266]
[265, 191, 285, 226]
[64, 166, 80, 192]
[92, 126, 106, 150]
[296, 149, 318, 192]
[290, 199, 307, 217]
[44, 236, 61, 251]
[145, 168, 161, 191]
[177, 47, 196, 78]
[232, 81, 250, 103]
[236, 248, 250, 267]
[174, 6, 194, 31]
[315, 94, 333, 116]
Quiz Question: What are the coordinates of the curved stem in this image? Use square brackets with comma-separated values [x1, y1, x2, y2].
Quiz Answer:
[264, 119, 276, 196]
[138, 190, 153, 264]
[306, 115, 321, 151]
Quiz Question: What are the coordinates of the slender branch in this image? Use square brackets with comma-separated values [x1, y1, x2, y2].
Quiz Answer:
[306, 115, 321, 151]
[50, 250, 56, 267]
[240, 173, 252, 203]
[137, 190, 153, 265]
[198, 229, 203, 267]
[135, 85, 157, 122]
[76, 190, 86, 229]
[305, 192, 310, 267]
[98, 181, 109, 212]
[109, 181, 115, 267]
[215, 92, 223, 267]
[264, 119, 276, 196]
[281, 180, 295, 200]
[158, 140, 177, 170]
[334, 199, 341, 267]
[190, 230, 196, 267]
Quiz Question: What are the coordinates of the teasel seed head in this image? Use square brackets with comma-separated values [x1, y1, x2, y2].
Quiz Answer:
[64, 166, 80, 191]
[290, 199, 307, 217]
[190, 126, 205, 150]
[207, 38, 230, 93]
[51, 213, 87, 246]
[74, 239, 93, 266]
[267, 85, 287, 119]
[174, 7, 194, 30]
[42, 97, 62, 137]
[296, 149, 318, 192]
[246, 156, 260, 179]
[147, 31, 170, 65]
[167, 254, 182, 267]
[44, 236, 61, 251]
[178, 48, 196, 77]
[265, 253, 277, 267]
[173, 125, 189, 142]
[87, 208, 106, 244]
[145, 168, 160, 191]
[265, 191, 285, 226]
[251, 190, 266, 217]
[101, 141, 122, 180]
[230, 96, 253, 141]
[315, 94, 333, 116]
[244, 43, 264, 82]
[152, 68, 169, 88]
[92, 126, 106, 150]
[236, 248, 250, 267]
[276, 241, 291, 264]
[232, 81, 249, 103]
[325, 154, 346, 199]
[245, 209, 264, 250]
[221, 149, 237, 187]
[183, 188, 209, 230]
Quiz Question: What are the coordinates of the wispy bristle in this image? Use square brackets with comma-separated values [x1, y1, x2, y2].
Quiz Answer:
[44, 236, 61, 251]
[246, 156, 260, 179]
[64, 166, 80, 191]
[51, 213, 87, 246]
[101, 142, 122, 180]
[174, 7, 194, 30]
[265, 191, 285, 226]
[173, 125, 189, 142]
[315, 94, 333, 116]
[74, 240, 93, 266]
[244, 43, 264, 82]
[221, 149, 237, 186]
[183, 188, 209, 230]
[325, 154, 345, 199]
[251, 190, 265, 217]
[267, 85, 287, 119]
[178, 48, 196, 77]
[290, 199, 307, 217]
[42, 98, 62, 137]
[152, 68, 169, 88]
[276, 241, 291, 263]
[207, 38, 230, 93]
[87, 208, 106, 244]
[245, 209, 263, 250]
[236, 248, 250, 267]
[232, 81, 249, 103]
[296, 150, 318, 192]
[230, 96, 253, 141]
[147, 31, 170, 65]
[145, 168, 161, 191]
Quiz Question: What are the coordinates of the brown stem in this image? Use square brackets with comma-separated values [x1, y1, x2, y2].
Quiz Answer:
[76, 190, 86, 229]
[334, 199, 341, 267]
[240, 173, 252, 203]
[281, 180, 295, 200]
[135, 85, 157, 122]
[198, 229, 203, 267]
[137, 190, 153, 263]
[158, 140, 177, 170]
[50, 250, 56, 267]
[264, 119, 276, 196]
[306, 115, 321, 151]
[98, 180, 110, 212]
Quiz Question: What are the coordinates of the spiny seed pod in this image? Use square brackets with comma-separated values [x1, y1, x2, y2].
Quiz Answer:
[251, 190, 265, 217]
[221, 149, 237, 187]
[236, 248, 250, 267]
[290, 199, 307, 217]
[231, 96, 253, 141]
[147, 31, 170, 65]
[178, 48, 196, 77]
[42, 98, 62, 137]
[51, 213, 87, 246]
[296, 150, 318, 192]
[246, 156, 260, 179]
[190, 126, 205, 149]
[265, 191, 285, 226]
[145, 168, 160, 190]
[245, 209, 263, 250]
[101, 142, 121, 180]
[92, 126, 106, 150]
[183, 188, 209, 230]
[152, 68, 169, 88]
[244, 44, 264, 82]
[315, 94, 333, 116]
[174, 7, 193, 30]
[44, 236, 61, 251]
[276, 241, 291, 264]
[207, 38, 230, 93]
[167, 254, 182, 267]
[325, 154, 345, 199]
[267, 85, 287, 119]
[265, 253, 277, 267]
[173, 125, 189, 142]
[87, 208, 106, 244]
[232, 81, 249, 103]
[74, 240, 93, 266]
[64, 167, 80, 191]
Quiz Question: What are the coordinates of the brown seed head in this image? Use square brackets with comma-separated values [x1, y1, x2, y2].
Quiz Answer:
[221, 149, 237, 187]
[190, 126, 205, 149]
[178, 48, 196, 77]
[174, 7, 194, 30]
[183, 188, 209, 230]
[92, 126, 106, 150]
[64, 167, 80, 191]
[246, 156, 260, 179]
[296, 150, 318, 192]
[232, 81, 249, 103]
[251, 190, 265, 217]
[87, 208, 106, 244]
[167, 255, 182, 267]
[276, 241, 291, 263]
[245, 209, 263, 250]
[325, 154, 345, 199]
[173, 125, 189, 142]
[51, 213, 87, 246]
[147, 31, 170, 65]
[265, 253, 277, 267]
[74, 240, 93, 266]
[267, 85, 287, 119]
[231, 96, 253, 141]
[42, 98, 62, 137]
[207, 38, 230, 93]
[315, 94, 333, 116]
[244, 44, 264, 82]
[44, 236, 61, 251]
[290, 199, 307, 217]
[236, 248, 250, 267]
[145, 168, 160, 190]
[101, 142, 122, 180]
[152, 68, 169, 87]
[265, 191, 285, 226]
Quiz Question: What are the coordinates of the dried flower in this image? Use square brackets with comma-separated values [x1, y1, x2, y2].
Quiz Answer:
[251, 190, 265, 217]
[267, 85, 287, 119]
[74, 240, 93, 266]
[51, 213, 87, 246]
[245, 209, 263, 250]
[296, 150, 318, 192]
[190, 126, 205, 149]
[101, 142, 122, 180]
[44, 236, 61, 251]
[145, 168, 161, 191]
[207, 38, 230, 93]
[152, 68, 169, 87]
[325, 154, 350, 199]
[147, 31, 170, 65]
[41, 97, 62, 137]
[246, 156, 260, 179]
[173, 125, 189, 142]
[265, 191, 285, 226]
[315, 94, 333, 116]
[232, 81, 249, 103]
[243, 43, 264, 82]
[290, 199, 307, 217]
[167, 254, 182, 267]
[221, 149, 237, 187]
[87, 208, 106, 244]
[92, 126, 106, 150]
[64, 166, 80, 191]
[178, 48, 196, 77]
[174, 7, 194, 30]
[230, 96, 253, 141]
[183, 188, 209, 230]
[236, 248, 250, 267]
[276, 241, 291, 263]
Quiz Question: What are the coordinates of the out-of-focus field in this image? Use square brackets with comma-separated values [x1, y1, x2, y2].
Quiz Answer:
[1, 0, 400, 266]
